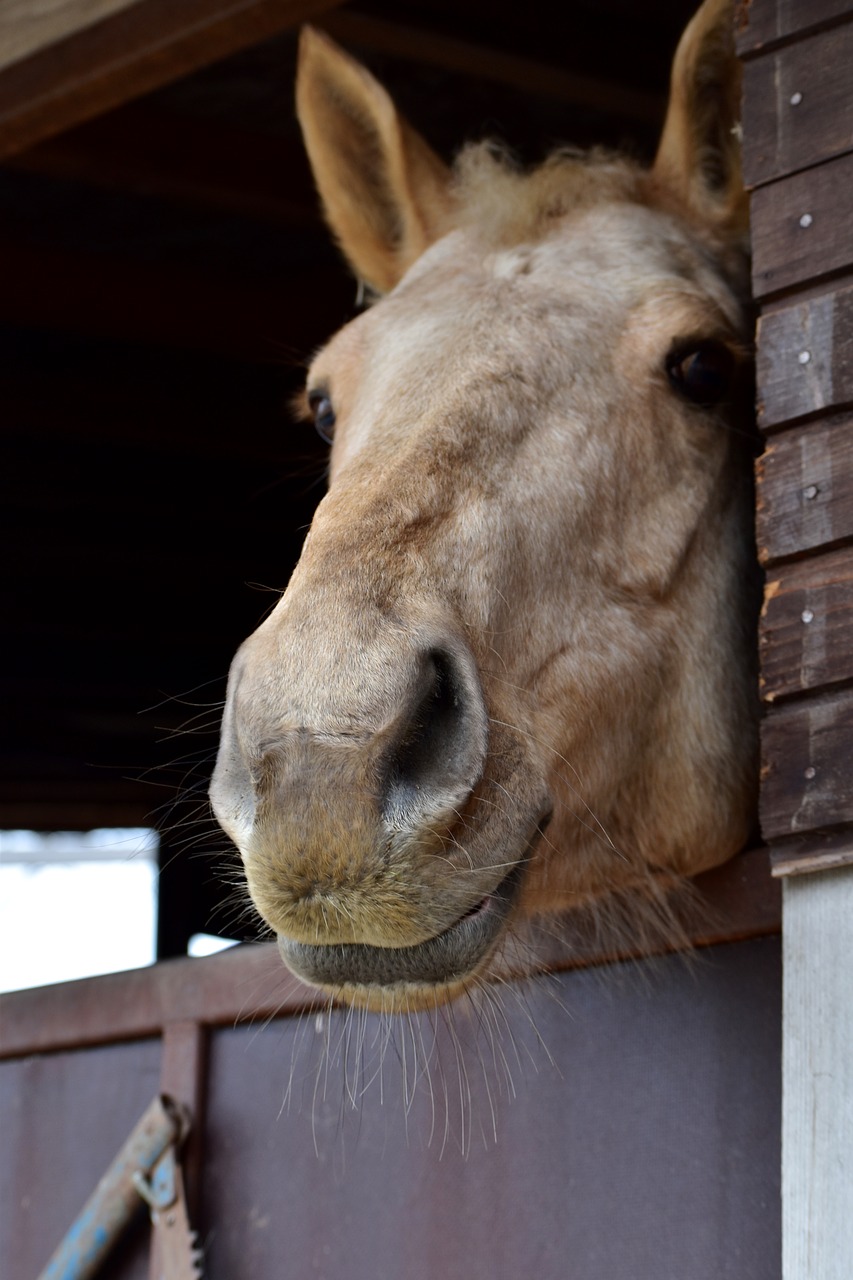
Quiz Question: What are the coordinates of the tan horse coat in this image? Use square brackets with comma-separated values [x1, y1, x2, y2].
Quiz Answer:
[212, 0, 758, 1008]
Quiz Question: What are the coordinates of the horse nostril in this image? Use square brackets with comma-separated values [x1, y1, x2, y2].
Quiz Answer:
[381, 646, 487, 830]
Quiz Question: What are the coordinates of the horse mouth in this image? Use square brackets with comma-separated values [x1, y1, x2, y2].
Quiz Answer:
[277, 856, 528, 996]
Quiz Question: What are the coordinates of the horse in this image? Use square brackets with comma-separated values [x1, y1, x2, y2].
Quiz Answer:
[211, 0, 758, 1011]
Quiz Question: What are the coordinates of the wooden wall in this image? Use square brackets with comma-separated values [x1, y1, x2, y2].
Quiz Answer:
[739, 3, 853, 1277]
[739, 0, 853, 877]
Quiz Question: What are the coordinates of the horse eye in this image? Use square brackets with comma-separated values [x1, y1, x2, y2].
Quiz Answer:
[308, 391, 336, 443]
[666, 342, 735, 407]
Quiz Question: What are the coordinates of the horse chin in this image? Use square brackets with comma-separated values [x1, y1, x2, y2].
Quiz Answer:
[276, 857, 529, 1011]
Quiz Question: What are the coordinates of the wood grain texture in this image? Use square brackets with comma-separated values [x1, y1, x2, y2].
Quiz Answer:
[760, 687, 853, 839]
[0, 0, 141, 73]
[760, 545, 853, 700]
[736, 0, 853, 55]
[751, 152, 853, 299]
[771, 827, 853, 875]
[757, 284, 853, 429]
[782, 869, 853, 1280]
[741, 17, 853, 187]
[756, 414, 853, 562]
[0, 0, 344, 161]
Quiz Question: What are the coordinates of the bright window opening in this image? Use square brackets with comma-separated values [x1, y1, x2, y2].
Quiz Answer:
[0, 829, 158, 993]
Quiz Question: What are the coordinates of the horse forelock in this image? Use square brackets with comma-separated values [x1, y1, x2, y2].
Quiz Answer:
[448, 143, 645, 249]
[445, 143, 748, 295]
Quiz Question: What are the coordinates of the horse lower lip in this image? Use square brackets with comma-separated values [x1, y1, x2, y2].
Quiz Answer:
[277, 862, 524, 991]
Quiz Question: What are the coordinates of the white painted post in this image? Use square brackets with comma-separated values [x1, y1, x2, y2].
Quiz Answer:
[783, 866, 853, 1280]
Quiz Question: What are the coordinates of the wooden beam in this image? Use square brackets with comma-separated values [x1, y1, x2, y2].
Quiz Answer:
[320, 9, 664, 125]
[0, 0, 141, 73]
[0, 0, 345, 161]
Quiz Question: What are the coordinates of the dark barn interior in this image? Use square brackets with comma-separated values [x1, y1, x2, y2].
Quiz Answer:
[1, 0, 700, 957]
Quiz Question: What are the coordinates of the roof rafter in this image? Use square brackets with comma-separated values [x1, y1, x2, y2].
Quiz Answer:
[0, 0, 344, 161]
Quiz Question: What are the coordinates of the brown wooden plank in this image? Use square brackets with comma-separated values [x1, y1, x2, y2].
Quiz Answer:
[756, 414, 853, 563]
[760, 545, 853, 701]
[751, 153, 853, 299]
[757, 283, 853, 429]
[736, 0, 853, 55]
[0, 0, 141, 73]
[741, 18, 853, 186]
[0, 0, 344, 162]
[760, 687, 853, 839]
[0, 848, 780, 1059]
[770, 826, 853, 875]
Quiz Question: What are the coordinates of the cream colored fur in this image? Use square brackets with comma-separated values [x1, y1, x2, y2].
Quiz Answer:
[211, 0, 758, 1008]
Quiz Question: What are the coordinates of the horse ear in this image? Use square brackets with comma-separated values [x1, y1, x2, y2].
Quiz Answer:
[296, 26, 453, 294]
[653, 0, 747, 238]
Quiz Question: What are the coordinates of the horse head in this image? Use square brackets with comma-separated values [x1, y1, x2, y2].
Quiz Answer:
[211, 0, 758, 1008]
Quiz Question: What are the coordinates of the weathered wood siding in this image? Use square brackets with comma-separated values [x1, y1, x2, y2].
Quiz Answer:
[740, 5, 853, 1279]
[739, 0, 853, 878]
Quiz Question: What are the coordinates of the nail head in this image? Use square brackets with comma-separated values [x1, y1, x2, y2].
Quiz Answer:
[803, 485, 819, 500]
[790, 91, 803, 106]
[799, 213, 813, 228]
[801, 609, 814, 623]
[798, 351, 811, 365]
[804, 766, 816, 780]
